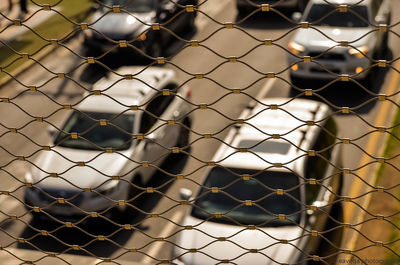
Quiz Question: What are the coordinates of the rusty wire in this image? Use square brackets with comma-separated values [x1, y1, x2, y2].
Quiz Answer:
[0, 0, 399, 264]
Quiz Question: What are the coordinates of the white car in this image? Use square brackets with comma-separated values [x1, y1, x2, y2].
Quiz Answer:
[288, 0, 390, 84]
[173, 98, 342, 265]
[24, 67, 192, 220]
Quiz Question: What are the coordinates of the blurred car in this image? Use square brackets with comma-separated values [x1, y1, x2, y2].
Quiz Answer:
[236, 0, 310, 14]
[173, 98, 342, 265]
[287, 0, 390, 84]
[83, 0, 198, 57]
[24, 67, 192, 220]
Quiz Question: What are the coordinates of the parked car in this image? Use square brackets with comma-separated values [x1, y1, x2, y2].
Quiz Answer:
[83, 0, 198, 57]
[24, 67, 192, 220]
[287, 0, 390, 84]
[236, 0, 310, 14]
[172, 98, 342, 265]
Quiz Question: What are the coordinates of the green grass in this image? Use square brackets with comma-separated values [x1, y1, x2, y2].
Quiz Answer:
[375, 107, 400, 182]
[0, 0, 93, 80]
[376, 106, 400, 261]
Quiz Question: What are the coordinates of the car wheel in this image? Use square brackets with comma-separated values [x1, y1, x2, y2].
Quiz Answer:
[381, 31, 389, 58]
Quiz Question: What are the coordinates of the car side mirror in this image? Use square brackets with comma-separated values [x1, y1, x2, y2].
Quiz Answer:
[375, 15, 386, 25]
[48, 127, 57, 138]
[292, 12, 302, 22]
[179, 188, 193, 201]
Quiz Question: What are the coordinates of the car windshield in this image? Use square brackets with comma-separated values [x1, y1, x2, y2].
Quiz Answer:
[101, 0, 156, 13]
[191, 167, 302, 227]
[54, 111, 135, 150]
[306, 4, 369, 27]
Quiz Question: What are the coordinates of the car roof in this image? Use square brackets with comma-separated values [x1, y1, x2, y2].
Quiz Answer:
[311, 0, 370, 5]
[77, 66, 175, 113]
[215, 98, 332, 173]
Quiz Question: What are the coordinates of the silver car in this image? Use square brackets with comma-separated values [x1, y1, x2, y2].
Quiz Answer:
[287, 0, 390, 84]
[172, 98, 343, 265]
[24, 67, 193, 220]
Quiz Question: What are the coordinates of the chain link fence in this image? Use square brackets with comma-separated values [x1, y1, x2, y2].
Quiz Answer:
[0, 0, 399, 264]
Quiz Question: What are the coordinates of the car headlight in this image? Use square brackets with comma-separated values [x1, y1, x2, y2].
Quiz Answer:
[288, 41, 305, 55]
[127, 15, 136, 25]
[348, 45, 369, 58]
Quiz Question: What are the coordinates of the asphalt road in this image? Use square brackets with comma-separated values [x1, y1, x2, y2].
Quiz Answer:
[0, 0, 399, 264]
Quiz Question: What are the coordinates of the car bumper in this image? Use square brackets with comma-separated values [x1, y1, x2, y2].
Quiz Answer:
[288, 55, 371, 80]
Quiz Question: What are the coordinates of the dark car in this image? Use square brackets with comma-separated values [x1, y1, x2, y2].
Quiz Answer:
[83, 0, 198, 58]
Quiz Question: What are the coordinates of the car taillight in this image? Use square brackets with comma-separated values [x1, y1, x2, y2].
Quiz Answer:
[186, 88, 191, 98]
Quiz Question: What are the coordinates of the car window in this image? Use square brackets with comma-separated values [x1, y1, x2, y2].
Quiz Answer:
[305, 117, 337, 204]
[306, 4, 369, 27]
[139, 83, 177, 133]
[191, 167, 302, 227]
[54, 111, 135, 150]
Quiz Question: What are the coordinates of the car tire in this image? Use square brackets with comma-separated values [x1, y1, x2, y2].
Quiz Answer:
[381, 31, 389, 58]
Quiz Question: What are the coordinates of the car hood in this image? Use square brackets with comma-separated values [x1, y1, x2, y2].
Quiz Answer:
[29, 146, 134, 190]
[293, 27, 375, 51]
[90, 11, 154, 39]
[175, 215, 304, 265]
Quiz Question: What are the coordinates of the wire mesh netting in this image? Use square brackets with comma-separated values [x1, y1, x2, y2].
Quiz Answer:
[0, 0, 399, 264]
